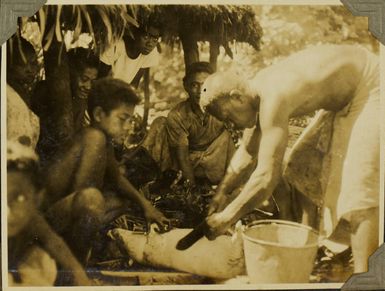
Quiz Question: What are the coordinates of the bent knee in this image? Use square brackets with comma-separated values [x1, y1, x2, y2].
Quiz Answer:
[152, 116, 167, 126]
[348, 207, 379, 230]
[74, 187, 105, 213]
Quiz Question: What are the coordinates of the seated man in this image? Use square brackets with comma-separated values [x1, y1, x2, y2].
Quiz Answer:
[33, 48, 100, 164]
[7, 141, 91, 286]
[143, 62, 236, 185]
[201, 44, 379, 273]
[41, 78, 168, 265]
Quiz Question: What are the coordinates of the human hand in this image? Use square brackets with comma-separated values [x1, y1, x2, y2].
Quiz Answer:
[143, 205, 170, 233]
[73, 272, 94, 286]
[204, 212, 232, 240]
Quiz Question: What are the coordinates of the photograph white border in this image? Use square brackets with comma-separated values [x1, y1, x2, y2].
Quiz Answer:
[1, 0, 383, 290]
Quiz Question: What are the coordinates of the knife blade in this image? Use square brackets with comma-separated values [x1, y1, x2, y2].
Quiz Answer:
[176, 221, 208, 250]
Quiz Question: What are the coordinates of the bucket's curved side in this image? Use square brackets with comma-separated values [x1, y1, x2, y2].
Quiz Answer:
[242, 220, 319, 284]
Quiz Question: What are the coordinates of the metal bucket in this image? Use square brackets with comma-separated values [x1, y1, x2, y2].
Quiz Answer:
[242, 220, 319, 283]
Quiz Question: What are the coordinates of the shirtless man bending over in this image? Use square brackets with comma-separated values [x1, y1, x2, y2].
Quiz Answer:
[200, 44, 379, 273]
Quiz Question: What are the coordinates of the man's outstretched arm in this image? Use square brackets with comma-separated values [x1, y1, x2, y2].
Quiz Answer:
[208, 127, 261, 215]
[105, 146, 169, 229]
[206, 104, 289, 238]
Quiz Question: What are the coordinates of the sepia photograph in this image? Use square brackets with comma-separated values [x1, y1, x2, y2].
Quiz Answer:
[2, 0, 383, 289]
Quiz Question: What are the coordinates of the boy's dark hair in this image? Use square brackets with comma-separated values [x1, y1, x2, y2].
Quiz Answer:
[88, 78, 141, 119]
[183, 62, 214, 83]
[67, 48, 100, 73]
[6, 37, 35, 67]
[132, 13, 163, 37]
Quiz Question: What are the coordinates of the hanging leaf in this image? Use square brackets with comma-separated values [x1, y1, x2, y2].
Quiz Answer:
[38, 8, 46, 43]
[123, 5, 139, 28]
[72, 6, 82, 44]
[55, 5, 63, 42]
[79, 5, 96, 47]
[223, 41, 233, 59]
[95, 5, 113, 44]
[43, 25, 55, 51]
[16, 31, 27, 64]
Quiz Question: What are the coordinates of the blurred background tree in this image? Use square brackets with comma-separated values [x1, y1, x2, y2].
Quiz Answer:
[15, 4, 378, 131]
[147, 5, 378, 127]
[15, 4, 262, 139]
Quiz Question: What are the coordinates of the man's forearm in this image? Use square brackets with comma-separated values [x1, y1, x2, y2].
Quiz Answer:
[218, 126, 261, 195]
[217, 143, 257, 195]
[218, 157, 257, 195]
[179, 160, 196, 185]
[218, 126, 287, 225]
[220, 169, 276, 225]
[117, 176, 152, 209]
[175, 146, 196, 184]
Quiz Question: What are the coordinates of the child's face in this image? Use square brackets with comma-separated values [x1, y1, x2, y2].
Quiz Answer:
[137, 26, 160, 55]
[99, 103, 135, 145]
[72, 66, 98, 100]
[7, 171, 38, 237]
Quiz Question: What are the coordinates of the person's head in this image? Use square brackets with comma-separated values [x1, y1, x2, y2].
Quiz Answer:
[68, 48, 99, 100]
[183, 62, 214, 105]
[88, 78, 140, 144]
[7, 141, 43, 237]
[200, 71, 259, 129]
[7, 37, 39, 94]
[130, 16, 162, 56]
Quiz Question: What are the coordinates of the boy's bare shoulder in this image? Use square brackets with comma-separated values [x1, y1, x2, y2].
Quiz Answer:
[80, 127, 107, 147]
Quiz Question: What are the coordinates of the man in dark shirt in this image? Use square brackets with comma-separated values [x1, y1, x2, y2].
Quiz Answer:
[143, 62, 235, 185]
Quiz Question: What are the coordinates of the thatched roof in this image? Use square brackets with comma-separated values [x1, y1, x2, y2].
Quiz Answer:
[33, 5, 262, 55]
[35, 5, 138, 53]
[134, 5, 263, 52]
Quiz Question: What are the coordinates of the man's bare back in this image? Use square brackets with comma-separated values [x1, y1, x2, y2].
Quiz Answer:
[199, 44, 377, 238]
[253, 44, 366, 118]
[199, 44, 379, 275]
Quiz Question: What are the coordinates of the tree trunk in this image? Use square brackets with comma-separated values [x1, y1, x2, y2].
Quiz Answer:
[209, 41, 220, 72]
[44, 41, 73, 139]
[142, 68, 150, 129]
[35, 7, 74, 157]
[180, 34, 199, 73]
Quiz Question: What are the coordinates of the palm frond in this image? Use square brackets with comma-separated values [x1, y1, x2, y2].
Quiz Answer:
[38, 8, 46, 44]
[34, 4, 262, 55]
[79, 5, 96, 47]
[132, 5, 263, 52]
[43, 25, 55, 51]
[55, 5, 63, 42]
[72, 7, 82, 44]
[36, 5, 138, 54]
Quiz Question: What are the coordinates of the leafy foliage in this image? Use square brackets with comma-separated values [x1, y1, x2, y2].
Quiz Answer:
[134, 5, 263, 51]
[147, 5, 378, 128]
[29, 5, 262, 57]
[33, 5, 138, 54]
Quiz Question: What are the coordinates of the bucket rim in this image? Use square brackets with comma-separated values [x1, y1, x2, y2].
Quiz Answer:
[242, 219, 319, 249]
